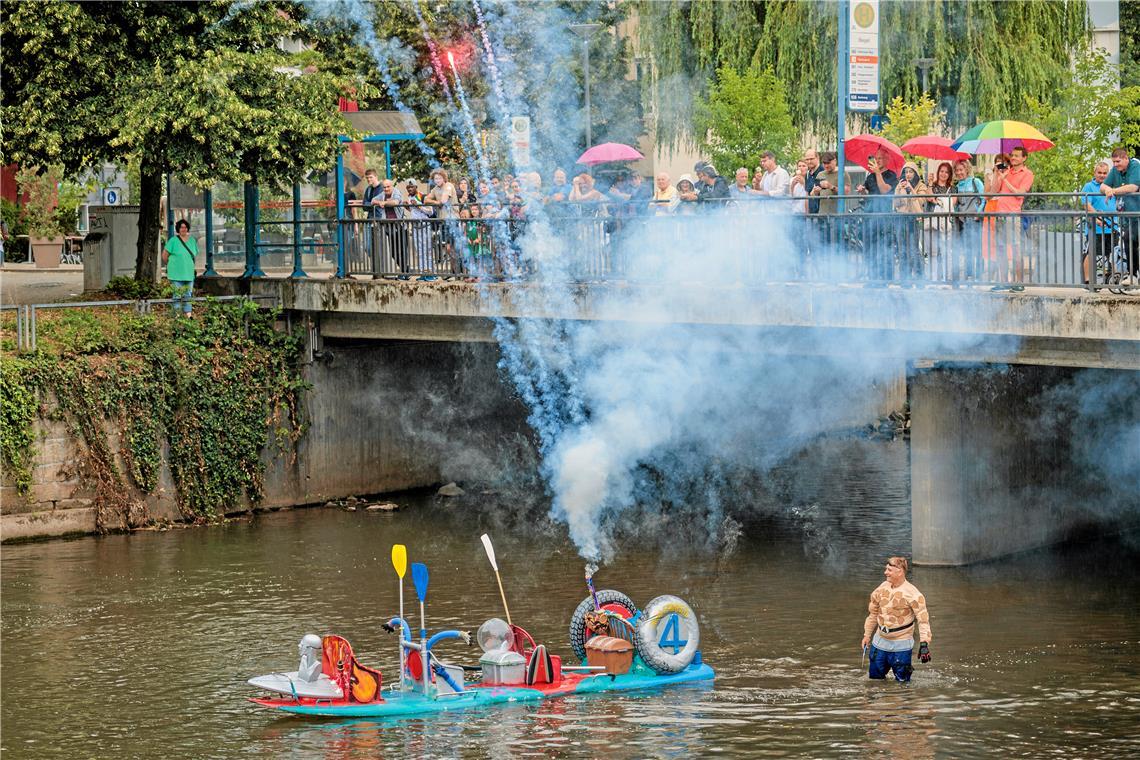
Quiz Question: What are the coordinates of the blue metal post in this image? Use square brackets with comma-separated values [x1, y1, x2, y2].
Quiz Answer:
[837, 0, 849, 215]
[384, 141, 392, 180]
[242, 181, 255, 278]
[249, 183, 265, 277]
[335, 151, 346, 278]
[291, 182, 307, 278]
[203, 187, 217, 277]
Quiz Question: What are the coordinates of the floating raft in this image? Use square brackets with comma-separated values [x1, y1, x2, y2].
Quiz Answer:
[251, 660, 714, 718]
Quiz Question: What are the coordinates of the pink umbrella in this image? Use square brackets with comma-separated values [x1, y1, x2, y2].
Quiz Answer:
[844, 134, 905, 174]
[576, 142, 644, 166]
[901, 135, 972, 161]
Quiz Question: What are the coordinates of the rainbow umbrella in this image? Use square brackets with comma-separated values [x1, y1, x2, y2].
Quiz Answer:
[951, 120, 1054, 155]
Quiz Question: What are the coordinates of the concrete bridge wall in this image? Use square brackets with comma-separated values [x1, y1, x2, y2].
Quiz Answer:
[911, 364, 1140, 565]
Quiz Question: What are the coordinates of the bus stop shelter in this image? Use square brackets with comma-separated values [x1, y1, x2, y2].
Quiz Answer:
[333, 111, 425, 277]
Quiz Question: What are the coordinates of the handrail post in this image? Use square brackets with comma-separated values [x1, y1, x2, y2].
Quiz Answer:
[1085, 205, 1096, 292]
[291, 182, 307, 278]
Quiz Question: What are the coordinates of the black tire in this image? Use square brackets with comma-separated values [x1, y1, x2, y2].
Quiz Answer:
[568, 590, 637, 661]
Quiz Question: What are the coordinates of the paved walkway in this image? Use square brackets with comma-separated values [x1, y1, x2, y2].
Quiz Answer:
[1, 265, 84, 305]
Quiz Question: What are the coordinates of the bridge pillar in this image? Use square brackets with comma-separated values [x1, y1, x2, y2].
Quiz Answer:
[910, 363, 1136, 566]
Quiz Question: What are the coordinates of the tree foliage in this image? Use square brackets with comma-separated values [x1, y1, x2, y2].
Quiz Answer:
[635, 0, 1090, 146]
[1026, 51, 1140, 193]
[876, 93, 946, 148]
[1, 1, 361, 280]
[1121, 0, 1140, 89]
[695, 65, 796, 173]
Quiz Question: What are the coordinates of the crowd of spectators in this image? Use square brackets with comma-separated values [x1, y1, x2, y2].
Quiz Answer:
[346, 144, 1140, 284]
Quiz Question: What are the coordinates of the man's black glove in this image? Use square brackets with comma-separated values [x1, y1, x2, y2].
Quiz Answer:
[918, 642, 931, 663]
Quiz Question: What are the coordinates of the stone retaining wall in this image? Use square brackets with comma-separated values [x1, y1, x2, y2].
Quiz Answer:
[2, 341, 534, 542]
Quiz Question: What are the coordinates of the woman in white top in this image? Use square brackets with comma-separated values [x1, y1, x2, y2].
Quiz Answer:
[790, 159, 809, 214]
[423, 168, 458, 219]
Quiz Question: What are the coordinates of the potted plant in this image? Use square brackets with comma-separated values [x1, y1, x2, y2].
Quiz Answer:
[15, 166, 69, 268]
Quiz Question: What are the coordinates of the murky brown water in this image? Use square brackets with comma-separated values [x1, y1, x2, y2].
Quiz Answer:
[3, 439, 1139, 758]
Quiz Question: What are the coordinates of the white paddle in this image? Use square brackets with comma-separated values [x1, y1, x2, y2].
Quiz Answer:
[480, 533, 512, 626]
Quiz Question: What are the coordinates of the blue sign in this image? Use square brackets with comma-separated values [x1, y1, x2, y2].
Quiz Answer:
[103, 188, 121, 205]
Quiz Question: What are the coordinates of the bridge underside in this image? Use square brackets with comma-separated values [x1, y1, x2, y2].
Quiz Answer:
[210, 278, 1140, 565]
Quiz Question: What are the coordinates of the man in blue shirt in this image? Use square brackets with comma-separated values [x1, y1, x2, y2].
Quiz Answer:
[856, 147, 900, 283]
[1082, 161, 1117, 283]
[545, 168, 573, 204]
[1102, 147, 1140, 279]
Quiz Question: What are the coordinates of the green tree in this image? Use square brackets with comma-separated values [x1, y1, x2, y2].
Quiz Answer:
[1026, 50, 1140, 193]
[635, 0, 1089, 146]
[2, 1, 361, 281]
[877, 93, 946, 148]
[695, 65, 796, 172]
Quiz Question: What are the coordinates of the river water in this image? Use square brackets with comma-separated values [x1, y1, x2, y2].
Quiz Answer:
[3, 438, 1139, 758]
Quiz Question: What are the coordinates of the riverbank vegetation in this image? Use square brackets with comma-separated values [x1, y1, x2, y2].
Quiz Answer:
[0, 301, 307, 531]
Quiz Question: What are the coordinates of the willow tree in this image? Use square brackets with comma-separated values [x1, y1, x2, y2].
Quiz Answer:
[635, 0, 1089, 146]
[2, 1, 360, 282]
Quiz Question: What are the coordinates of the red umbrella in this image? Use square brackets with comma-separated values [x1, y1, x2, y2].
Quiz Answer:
[576, 142, 644, 166]
[844, 134, 905, 174]
[901, 135, 972, 161]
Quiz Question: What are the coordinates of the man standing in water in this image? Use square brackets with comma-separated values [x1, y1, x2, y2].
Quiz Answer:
[860, 557, 932, 682]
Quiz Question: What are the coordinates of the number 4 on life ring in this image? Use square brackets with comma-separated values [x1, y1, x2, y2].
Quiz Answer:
[658, 613, 688, 655]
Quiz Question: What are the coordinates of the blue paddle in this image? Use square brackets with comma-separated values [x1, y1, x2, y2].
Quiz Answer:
[412, 562, 429, 601]
[410, 562, 430, 695]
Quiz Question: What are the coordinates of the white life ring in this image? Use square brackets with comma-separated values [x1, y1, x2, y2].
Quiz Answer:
[634, 595, 700, 674]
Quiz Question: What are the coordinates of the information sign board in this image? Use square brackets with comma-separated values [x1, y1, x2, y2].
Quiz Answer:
[848, 0, 880, 112]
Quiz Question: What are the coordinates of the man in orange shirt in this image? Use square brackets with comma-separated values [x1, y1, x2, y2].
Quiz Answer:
[987, 146, 1035, 290]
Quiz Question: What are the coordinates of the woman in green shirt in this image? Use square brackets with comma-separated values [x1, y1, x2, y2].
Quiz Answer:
[163, 219, 197, 316]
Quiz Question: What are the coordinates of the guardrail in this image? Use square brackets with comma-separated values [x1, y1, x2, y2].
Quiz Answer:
[0, 295, 276, 353]
[335, 195, 1138, 293]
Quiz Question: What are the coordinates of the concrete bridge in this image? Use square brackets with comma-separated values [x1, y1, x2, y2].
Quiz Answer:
[257, 278, 1140, 369]
[217, 277, 1140, 566]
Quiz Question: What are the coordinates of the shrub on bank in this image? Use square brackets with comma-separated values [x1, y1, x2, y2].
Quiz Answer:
[0, 300, 308, 530]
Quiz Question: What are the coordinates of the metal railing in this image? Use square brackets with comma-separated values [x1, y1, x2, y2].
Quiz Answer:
[1, 295, 276, 353]
[335, 194, 1139, 292]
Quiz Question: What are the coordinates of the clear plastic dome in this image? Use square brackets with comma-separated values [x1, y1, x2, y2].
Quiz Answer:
[476, 617, 514, 652]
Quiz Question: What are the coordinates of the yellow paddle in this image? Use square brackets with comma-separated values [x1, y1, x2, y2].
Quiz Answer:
[391, 544, 408, 679]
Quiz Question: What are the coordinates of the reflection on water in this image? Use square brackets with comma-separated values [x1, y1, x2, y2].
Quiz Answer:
[3, 439, 1139, 757]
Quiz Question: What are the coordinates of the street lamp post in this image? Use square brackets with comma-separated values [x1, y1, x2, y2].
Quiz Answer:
[914, 57, 935, 94]
[569, 23, 603, 153]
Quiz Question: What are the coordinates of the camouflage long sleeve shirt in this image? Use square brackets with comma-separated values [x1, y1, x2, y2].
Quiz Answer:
[863, 580, 932, 643]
